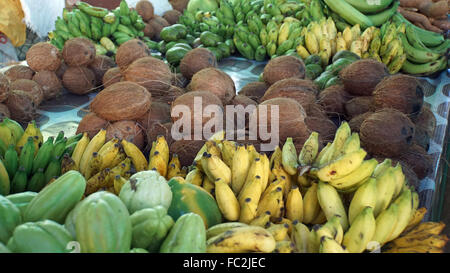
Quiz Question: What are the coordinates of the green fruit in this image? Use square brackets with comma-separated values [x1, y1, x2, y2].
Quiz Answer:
[160, 213, 206, 253]
[5, 191, 37, 218]
[305, 63, 324, 80]
[326, 58, 355, 75]
[0, 242, 10, 253]
[166, 46, 190, 66]
[160, 24, 188, 42]
[0, 195, 22, 244]
[332, 50, 361, 63]
[305, 54, 323, 66]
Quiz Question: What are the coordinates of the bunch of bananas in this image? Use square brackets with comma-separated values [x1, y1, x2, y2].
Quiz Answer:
[0, 119, 80, 195]
[296, 0, 328, 27]
[49, 0, 148, 55]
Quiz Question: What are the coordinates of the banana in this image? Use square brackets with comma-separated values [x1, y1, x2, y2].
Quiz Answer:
[342, 26, 353, 48]
[319, 34, 332, 62]
[148, 150, 168, 177]
[0, 158, 10, 195]
[382, 38, 401, 65]
[85, 152, 102, 180]
[203, 153, 231, 186]
[313, 142, 332, 168]
[348, 178, 377, 225]
[30, 136, 53, 175]
[329, 122, 352, 160]
[239, 155, 264, 197]
[220, 140, 236, 168]
[281, 137, 299, 175]
[385, 189, 413, 243]
[18, 137, 35, 176]
[384, 245, 444, 253]
[370, 203, 399, 249]
[250, 211, 271, 227]
[260, 152, 270, 192]
[297, 174, 312, 188]
[328, 159, 378, 191]
[185, 168, 203, 186]
[26, 167, 45, 192]
[71, 132, 89, 169]
[285, 186, 303, 222]
[373, 158, 392, 178]
[298, 132, 319, 167]
[307, 226, 320, 253]
[98, 142, 120, 171]
[79, 129, 106, 175]
[166, 154, 181, 180]
[404, 207, 427, 233]
[373, 167, 397, 217]
[320, 236, 348, 253]
[150, 135, 170, 166]
[113, 175, 128, 195]
[215, 178, 240, 221]
[202, 175, 215, 196]
[305, 32, 319, 55]
[302, 183, 321, 224]
[270, 146, 282, 169]
[296, 44, 310, 59]
[391, 163, 406, 198]
[310, 22, 323, 42]
[110, 148, 126, 168]
[261, 176, 287, 201]
[206, 222, 248, 240]
[122, 139, 147, 172]
[316, 149, 367, 182]
[256, 184, 284, 220]
[0, 122, 15, 147]
[391, 234, 448, 249]
[266, 223, 290, 242]
[1, 118, 24, 144]
[317, 181, 349, 231]
[401, 56, 447, 76]
[11, 166, 28, 193]
[271, 164, 291, 199]
[207, 225, 276, 253]
[336, 32, 347, 52]
[291, 221, 310, 253]
[350, 39, 363, 57]
[4, 144, 18, 180]
[404, 222, 446, 237]
[342, 207, 376, 253]
[278, 22, 291, 46]
[229, 143, 251, 191]
[239, 196, 259, 224]
[15, 120, 43, 156]
[238, 170, 264, 205]
[311, 209, 328, 225]
[273, 240, 296, 253]
[360, 26, 375, 53]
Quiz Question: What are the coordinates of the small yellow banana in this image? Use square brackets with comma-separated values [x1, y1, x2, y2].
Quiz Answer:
[113, 174, 128, 195]
[249, 211, 271, 227]
[348, 177, 378, 225]
[320, 236, 348, 253]
[266, 223, 290, 242]
[148, 150, 168, 177]
[207, 226, 276, 253]
[342, 207, 376, 253]
[185, 168, 203, 186]
[166, 154, 181, 180]
[281, 137, 299, 176]
[220, 140, 236, 168]
[316, 149, 367, 182]
[342, 26, 353, 48]
[302, 183, 321, 224]
[122, 139, 147, 172]
[79, 129, 106, 176]
[231, 144, 250, 194]
[206, 222, 248, 240]
[203, 153, 231, 186]
[329, 159, 378, 191]
[371, 203, 399, 249]
[71, 132, 90, 169]
[274, 240, 296, 253]
[317, 181, 349, 231]
[215, 178, 240, 221]
[202, 175, 215, 196]
[291, 221, 310, 253]
[285, 186, 303, 222]
[305, 32, 319, 55]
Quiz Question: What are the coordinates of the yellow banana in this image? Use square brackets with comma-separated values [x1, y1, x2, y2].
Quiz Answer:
[277, 218, 293, 236]
[113, 174, 128, 195]
[384, 245, 444, 253]
[373, 158, 392, 178]
[71, 132, 89, 169]
[220, 140, 236, 168]
[206, 226, 276, 253]
[15, 121, 43, 156]
[370, 203, 399, 249]
[330, 122, 351, 160]
[249, 211, 271, 227]
[317, 181, 349, 231]
[185, 168, 203, 186]
[360, 26, 375, 53]
[403, 221, 445, 238]
[297, 174, 312, 188]
[278, 22, 291, 46]
[285, 186, 303, 222]
[271, 164, 291, 199]
[336, 32, 347, 52]
[310, 22, 323, 42]
[316, 149, 367, 182]
[298, 132, 319, 167]
[281, 137, 299, 176]
[342, 207, 376, 253]
[350, 39, 363, 57]
[341, 132, 361, 156]
[85, 152, 103, 180]
[311, 209, 328, 225]
[122, 139, 147, 172]
[328, 159, 378, 191]
[342, 26, 353, 48]
[291, 221, 310, 253]
[385, 189, 413, 243]
[97, 141, 120, 171]
[313, 142, 332, 168]
[348, 177, 377, 225]
[305, 32, 319, 55]
[350, 24, 361, 41]
[79, 129, 106, 176]
[238, 172, 264, 206]
[319, 236, 348, 253]
[307, 227, 320, 253]
[404, 207, 427, 233]
[150, 135, 170, 165]
[316, 215, 344, 244]
[260, 152, 270, 193]
[302, 183, 321, 224]
[109, 149, 127, 169]
[203, 153, 231, 185]
[148, 150, 168, 177]
[202, 175, 215, 196]
[326, 18, 337, 40]
[319, 34, 332, 61]
[274, 240, 296, 253]
[239, 156, 264, 199]
[239, 196, 259, 224]
[373, 167, 397, 217]
[206, 140, 222, 158]
[296, 45, 310, 59]
[391, 234, 448, 249]
[261, 177, 287, 201]
[266, 223, 290, 242]
[270, 146, 282, 169]
[215, 178, 240, 221]
[166, 154, 181, 180]
[256, 184, 284, 220]
[391, 163, 406, 199]
[206, 222, 248, 240]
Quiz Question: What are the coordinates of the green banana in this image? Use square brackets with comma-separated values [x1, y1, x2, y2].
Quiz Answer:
[19, 137, 35, 177]
[27, 168, 46, 192]
[401, 56, 447, 76]
[52, 138, 68, 160]
[31, 137, 54, 175]
[392, 13, 444, 47]
[11, 166, 27, 193]
[344, 0, 394, 13]
[324, 0, 373, 29]
[44, 156, 62, 185]
[4, 144, 18, 180]
[366, 1, 399, 27]
[119, 0, 130, 17]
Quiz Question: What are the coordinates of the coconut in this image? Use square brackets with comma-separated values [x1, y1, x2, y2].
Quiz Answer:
[10, 79, 44, 106]
[169, 0, 189, 12]
[146, 122, 174, 149]
[62, 66, 96, 95]
[260, 78, 318, 113]
[171, 73, 188, 89]
[0, 73, 10, 103]
[189, 67, 235, 105]
[169, 139, 205, 167]
[32, 71, 63, 101]
[76, 112, 108, 139]
[225, 95, 258, 131]
[0, 103, 10, 118]
[123, 56, 172, 93]
[5, 90, 37, 123]
[106, 120, 146, 150]
[4, 65, 35, 81]
[306, 104, 329, 120]
[163, 10, 182, 25]
[238, 81, 268, 103]
[371, 156, 420, 190]
[360, 109, 415, 158]
[339, 59, 389, 96]
[179, 48, 218, 80]
[348, 112, 373, 133]
[152, 85, 184, 105]
[137, 101, 172, 130]
[412, 106, 436, 137]
[91, 81, 152, 121]
[413, 126, 431, 152]
[317, 84, 351, 117]
[394, 145, 433, 180]
[62, 38, 96, 67]
[373, 74, 424, 118]
[115, 39, 151, 71]
[136, 0, 154, 21]
[305, 116, 338, 144]
[263, 56, 306, 86]
[344, 96, 374, 119]
[143, 23, 155, 39]
[89, 55, 116, 86]
[26, 42, 61, 71]
[55, 62, 68, 79]
[102, 67, 122, 88]
[148, 16, 170, 41]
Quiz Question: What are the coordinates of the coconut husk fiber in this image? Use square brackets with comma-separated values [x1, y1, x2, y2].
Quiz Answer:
[170, 139, 206, 167]
[76, 112, 108, 139]
[106, 120, 146, 151]
[189, 67, 235, 105]
[179, 48, 218, 80]
[344, 96, 375, 119]
[263, 56, 306, 86]
[339, 59, 389, 96]
[317, 84, 352, 117]
[26, 42, 61, 72]
[123, 56, 172, 93]
[4, 65, 35, 81]
[115, 39, 151, 72]
[238, 81, 268, 103]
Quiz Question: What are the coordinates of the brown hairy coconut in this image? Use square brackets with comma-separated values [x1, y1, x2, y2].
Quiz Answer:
[5, 90, 37, 123]
[163, 10, 182, 25]
[344, 96, 374, 119]
[143, 23, 155, 39]
[412, 106, 436, 136]
[115, 39, 151, 71]
[394, 144, 433, 180]
[137, 101, 172, 130]
[123, 56, 172, 93]
[89, 55, 116, 86]
[263, 56, 306, 86]
[189, 67, 235, 105]
[238, 81, 268, 103]
[102, 67, 122, 88]
[339, 59, 389, 96]
[230, 95, 257, 107]
[0, 103, 10, 118]
[90, 81, 152, 121]
[305, 116, 338, 144]
[152, 85, 184, 105]
[32, 71, 63, 101]
[106, 120, 146, 150]
[148, 16, 170, 41]
[373, 74, 424, 118]
[136, 0, 154, 21]
[146, 122, 174, 149]
[260, 78, 318, 113]
[250, 97, 309, 144]
[62, 66, 96, 95]
[348, 112, 373, 133]
[5, 65, 35, 81]
[306, 104, 329, 120]
[360, 108, 415, 158]
[171, 73, 188, 89]
[179, 48, 217, 80]
[412, 126, 431, 152]
[10, 79, 44, 106]
[76, 112, 108, 139]
[169, 0, 189, 12]
[55, 62, 68, 79]
[26, 42, 61, 71]
[169, 139, 205, 167]
[0, 73, 10, 103]
[318, 84, 352, 117]
[62, 38, 96, 67]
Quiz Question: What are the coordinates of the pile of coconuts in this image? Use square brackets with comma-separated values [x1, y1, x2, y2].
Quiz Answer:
[317, 58, 434, 188]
